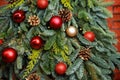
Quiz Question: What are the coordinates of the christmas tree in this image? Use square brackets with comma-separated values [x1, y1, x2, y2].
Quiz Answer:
[0, 0, 120, 80]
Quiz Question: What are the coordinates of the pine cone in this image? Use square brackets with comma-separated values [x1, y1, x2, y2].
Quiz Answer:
[8, 0, 17, 4]
[26, 73, 40, 80]
[58, 9, 72, 22]
[28, 15, 40, 26]
[79, 47, 91, 61]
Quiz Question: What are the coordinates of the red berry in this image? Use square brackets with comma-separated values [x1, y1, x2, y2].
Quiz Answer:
[0, 39, 3, 45]
[2, 48, 18, 63]
[37, 0, 48, 9]
[12, 10, 25, 23]
[55, 62, 67, 75]
[84, 31, 95, 42]
[49, 16, 62, 29]
[30, 36, 44, 49]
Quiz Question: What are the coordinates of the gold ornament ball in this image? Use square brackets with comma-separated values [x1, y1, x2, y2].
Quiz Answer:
[66, 26, 78, 37]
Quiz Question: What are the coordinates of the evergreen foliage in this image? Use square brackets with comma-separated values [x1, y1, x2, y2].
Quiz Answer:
[0, 0, 120, 80]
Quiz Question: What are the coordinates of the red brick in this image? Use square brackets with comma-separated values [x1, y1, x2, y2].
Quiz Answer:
[112, 21, 120, 29]
[113, 6, 120, 13]
[0, 0, 8, 6]
[113, 15, 120, 21]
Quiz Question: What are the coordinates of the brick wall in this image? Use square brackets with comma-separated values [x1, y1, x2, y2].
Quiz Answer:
[106, 0, 120, 52]
[106, 1, 120, 80]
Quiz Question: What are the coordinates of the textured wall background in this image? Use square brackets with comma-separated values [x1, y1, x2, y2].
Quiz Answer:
[105, 0, 120, 80]
[106, 0, 120, 52]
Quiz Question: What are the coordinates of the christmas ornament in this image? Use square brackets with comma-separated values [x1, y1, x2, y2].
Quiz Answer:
[37, 0, 48, 9]
[2, 48, 18, 63]
[30, 36, 44, 49]
[0, 39, 3, 45]
[79, 47, 91, 61]
[12, 10, 25, 23]
[49, 16, 63, 29]
[84, 31, 95, 42]
[28, 15, 40, 26]
[26, 73, 40, 80]
[66, 26, 78, 37]
[58, 8, 72, 22]
[55, 62, 67, 75]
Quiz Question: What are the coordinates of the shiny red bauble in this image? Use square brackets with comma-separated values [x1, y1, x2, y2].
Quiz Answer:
[2, 48, 18, 63]
[84, 31, 95, 42]
[55, 62, 67, 75]
[0, 39, 3, 45]
[49, 16, 63, 29]
[12, 10, 25, 23]
[37, 0, 48, 9]
[30, 36, 44, 49]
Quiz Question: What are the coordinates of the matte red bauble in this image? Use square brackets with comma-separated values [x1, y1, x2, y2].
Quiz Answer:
[12, 10, 25, 23]
[37, 0, 48, 9]
[55, 62, 67, 75]
[2, 48, 18, 63]
[84, 31, 95, 42]
[49, 16, 63, 29]
[30, 36, 44, 49]
[0, 39, 3, 45]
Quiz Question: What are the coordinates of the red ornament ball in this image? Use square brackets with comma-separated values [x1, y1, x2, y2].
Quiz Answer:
[12, 10, 25, 23]
[55, 62, 67, 75]
[49, 16, 63, 29]
[84, 31, 95, 42]
[2, 48, 18, 63]
[30, 36, 44, 49]
[37, 0, 48, 9]
[0, 39, 3, 45]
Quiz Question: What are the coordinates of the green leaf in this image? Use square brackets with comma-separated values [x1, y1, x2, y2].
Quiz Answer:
[87, 0, 94, 8]
[40, 52, 51, 75]
[44, 35, 56, 50]
[110, 54, 120, 59]
[76, 64, 84, 80]
[20, 23, 28, 32]
[101, 68, 111, 74]
[90, 57, 110, 69]
[42, 30, 56, 36]
[96, 13, 108, 18]
[95, 46, 105, 52]
[95, 17, 107, 29]
[69, 74, 78, 80]
[26, 27, 34, 39]
[66, 58, 83, 75]
[77, 33, 91, 45]
[70, 49, 80, 62]
[16, 56, 23, 70]
[108, 60, 115, 70]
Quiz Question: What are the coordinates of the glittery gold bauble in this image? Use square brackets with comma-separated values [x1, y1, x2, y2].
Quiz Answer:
[66, 26, 78, 37]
